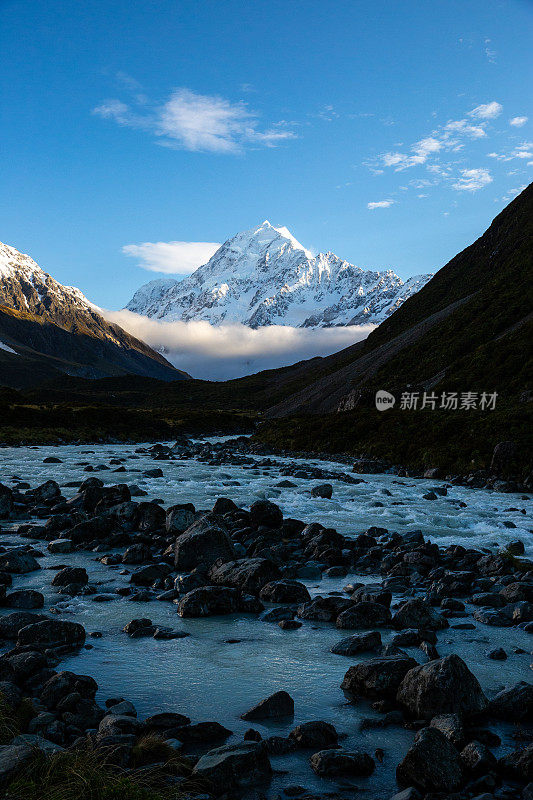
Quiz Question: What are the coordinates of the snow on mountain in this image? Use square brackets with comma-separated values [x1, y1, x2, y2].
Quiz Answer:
[0, 241, 98, 317]
[125, 221, 433, 328]
[0, 240, 183, 380]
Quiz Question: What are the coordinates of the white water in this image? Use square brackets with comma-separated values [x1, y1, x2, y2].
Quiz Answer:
[1, 440, 532, 554]
[0, 442, 532, 797]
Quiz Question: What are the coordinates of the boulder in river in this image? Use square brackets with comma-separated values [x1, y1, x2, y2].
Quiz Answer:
[0, 551, 40, 574]
[499, 743, 533, 781]
[177, 586, 240, 617]
[0, 485, 14, 518]
[129, 563, 171, 586]
[336, 601, 391, 629]
[460, 739, 497, 775]
[289, 721, 338, 749]
[341, 655, 417, 700]
[0, 611, 49, 640]
[396, 726, 463, 792]
[397, 654, 487, 719]
[209, 558, 280, 595]
[51, 567, 88, 587]
[174, 517, 234, 571]
[28, 480, 61, 502]
[310, 484, 333, 499]
[298, 595, 354, 622]
[192, 741, 272, 790]
[47, 539, 72, 554]
[143, 712, 191, 734]
[4, 590, 44, 609]
[166, 503, 196, 534]
[392, 598, 448, 631]
[487, 681, 533, 722]
[17, 619, 86, 650]
[249, 500, 283, 528]
[330, 630, 382, 656]
[135, 502, 165, 532]
[259, 580, 310, 604]
[310, 748, 375, 777]
[241, 691, 294, 721]
[40, 671, 98, 709]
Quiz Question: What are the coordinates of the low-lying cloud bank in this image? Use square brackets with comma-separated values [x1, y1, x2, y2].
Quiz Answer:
[104, 309, 375, 380]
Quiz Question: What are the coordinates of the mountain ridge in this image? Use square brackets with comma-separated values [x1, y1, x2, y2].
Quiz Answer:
[263, 184, 533, 419]
[126, 221, 433, 328]
[0, 241, 187, 388]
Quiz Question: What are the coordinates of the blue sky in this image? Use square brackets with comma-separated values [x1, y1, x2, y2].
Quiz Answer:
[1, 0, 532, 309]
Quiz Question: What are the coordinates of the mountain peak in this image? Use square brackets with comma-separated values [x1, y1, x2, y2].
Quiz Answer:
[237, 220, 313, 259]
[0, 241, 42, 278]
[126, 222, 434, 328]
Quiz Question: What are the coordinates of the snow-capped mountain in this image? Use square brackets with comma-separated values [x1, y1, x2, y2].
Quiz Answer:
[0, 241, 99, 323]
[126, 221, 433, 328]
[0, 241, 183, 382]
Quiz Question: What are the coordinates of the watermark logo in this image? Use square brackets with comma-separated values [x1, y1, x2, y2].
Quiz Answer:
[375, 390, 498, 411]
[375, 390, 396, 411]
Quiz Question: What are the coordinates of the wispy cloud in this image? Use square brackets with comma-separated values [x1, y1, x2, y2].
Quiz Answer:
[382, 137, 442, 171]
[367, 199, 395, 209]
[122, 240, 221, 275]
[468, 101, 502, 120]
[373, 101, 503, 176]
[488, 142, 533, 162]
[509, 116, 528, 127]
[317, 104, 339, 121]
[104, 309, 375, 380]
[93, 100, 131, 124]
[501, 184, 528, 202]
[94, 87, 297, 154]
[452, 167, 493, 192]
[484, 38, 497, 64]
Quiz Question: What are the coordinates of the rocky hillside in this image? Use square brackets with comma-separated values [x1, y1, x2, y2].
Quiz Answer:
[126, 221, 432, 328]
[0, 241, 187, 388]
[264, 184, 533, 417]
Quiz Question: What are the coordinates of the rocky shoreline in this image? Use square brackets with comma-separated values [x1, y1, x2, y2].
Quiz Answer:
[0, 439, 531, 799]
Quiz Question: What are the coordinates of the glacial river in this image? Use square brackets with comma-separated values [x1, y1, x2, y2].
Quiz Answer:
[0, 440, 531, 797]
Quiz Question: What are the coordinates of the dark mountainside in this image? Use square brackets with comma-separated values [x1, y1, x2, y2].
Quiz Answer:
[0, 241, 186, 386]
[1, 185, 531, 472]
[265, 181, 533, 416]
[0, 306, 187, 388]
[252, 183, 533, 472]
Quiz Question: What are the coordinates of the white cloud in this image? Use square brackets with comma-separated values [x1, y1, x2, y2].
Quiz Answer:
[510, 116, 528, 127]
[156, 89, 251, 153]
[103, 309, 375, 380]
[488, 142, 533, 161]
[94, 87, 297, 154]
[375, 101, 504, 178]
[444, 119, 486, 138]
[122, 240, 221, 275]
[367, 199, 395, 209]
[452, 167, 493, 192]
[93, 100, 132, 124]
[468, 101, 502, 120]
[382, 137, 443, 171]
[501, 184, 527, 202]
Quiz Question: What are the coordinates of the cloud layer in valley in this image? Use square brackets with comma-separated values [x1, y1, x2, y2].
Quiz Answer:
[104, 309, 374, 380]
[122, 240, 221, 274]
